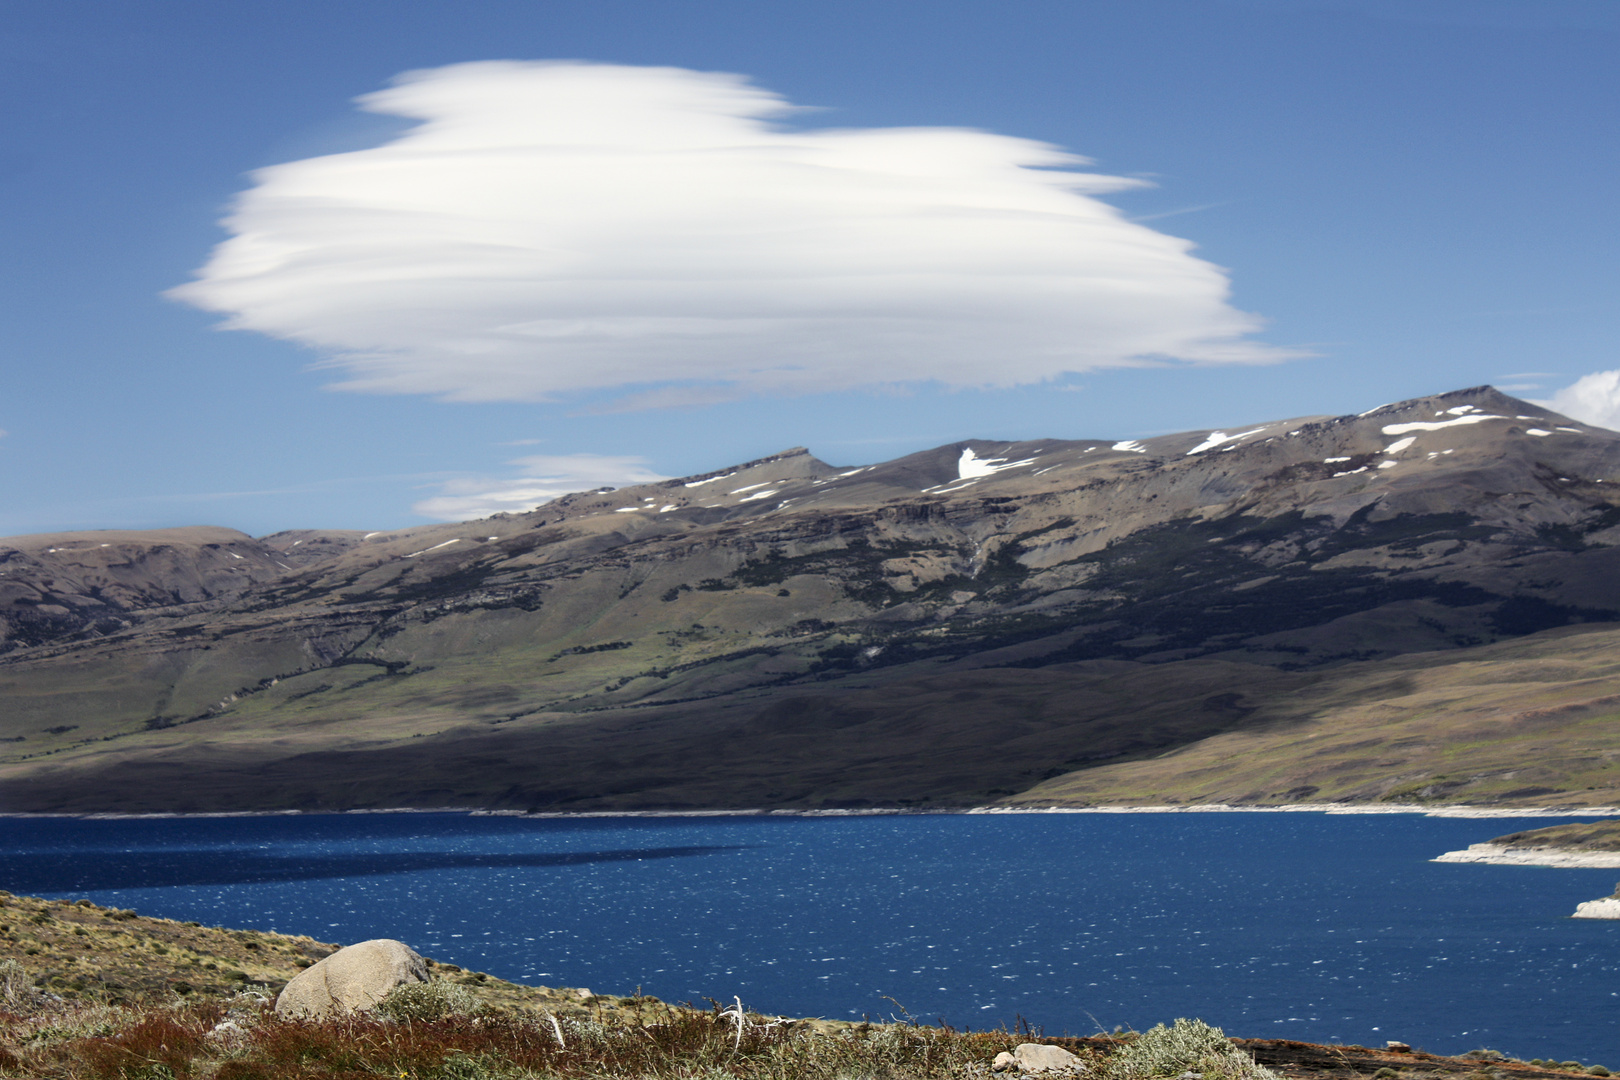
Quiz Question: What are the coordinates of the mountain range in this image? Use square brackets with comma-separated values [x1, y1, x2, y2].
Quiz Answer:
[5, 385, 1620, 813]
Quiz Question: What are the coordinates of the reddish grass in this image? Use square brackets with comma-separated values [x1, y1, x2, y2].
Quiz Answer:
[80, 1012, 212, 1079]
[0, 997, 1015, 1080]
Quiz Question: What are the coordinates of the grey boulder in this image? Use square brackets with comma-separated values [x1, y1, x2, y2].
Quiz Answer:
[994, 1043, 1086, 1073]
[274, 939, 430, 1018]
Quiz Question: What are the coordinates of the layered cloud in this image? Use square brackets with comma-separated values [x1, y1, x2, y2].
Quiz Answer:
[1542, 370, 1620, 431]
[172, 60, 1295, 403]
[412, 453, 666, 520]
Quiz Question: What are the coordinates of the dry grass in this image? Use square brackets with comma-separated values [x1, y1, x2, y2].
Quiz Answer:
[0, 892, 627, 1018]
[6, 994, 1609, 1080]
[0, 991, 1033, 1080]
[0, 889, 1043, 1078]
[0, 891, 333, 1003]
[1007, 623, 1620, 808]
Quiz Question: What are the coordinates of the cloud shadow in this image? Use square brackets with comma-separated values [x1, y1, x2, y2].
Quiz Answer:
[1, 844, 745, 894]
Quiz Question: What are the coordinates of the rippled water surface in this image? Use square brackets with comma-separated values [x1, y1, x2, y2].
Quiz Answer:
[4, 811, 1617, 1062]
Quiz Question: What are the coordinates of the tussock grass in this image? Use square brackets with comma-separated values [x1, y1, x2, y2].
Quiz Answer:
[1112, 1018, 1279, 1080]
[375, 979, 484, 1023]
[0, 992, 1026, 1080]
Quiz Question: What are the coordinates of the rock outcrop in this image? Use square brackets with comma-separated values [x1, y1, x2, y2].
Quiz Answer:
[274, 938, 430, 1018]
[1433, 843, 1620, 869]
[1574, 897, 1620, 919]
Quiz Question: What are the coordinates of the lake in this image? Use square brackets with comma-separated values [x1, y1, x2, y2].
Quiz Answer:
[2, 810, 1616, 1063]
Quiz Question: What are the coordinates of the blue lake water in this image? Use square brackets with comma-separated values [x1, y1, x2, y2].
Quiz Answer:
[2, 811, 1617, 1063]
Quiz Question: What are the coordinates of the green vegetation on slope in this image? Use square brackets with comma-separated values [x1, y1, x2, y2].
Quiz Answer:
[1485, 820, 1620, 852]
[10, 620, 1620, 813]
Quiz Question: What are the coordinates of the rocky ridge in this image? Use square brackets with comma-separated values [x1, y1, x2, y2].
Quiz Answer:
[5, 386, 1620, 811]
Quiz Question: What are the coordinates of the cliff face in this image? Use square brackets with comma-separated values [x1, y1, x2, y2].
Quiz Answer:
[6, 386, 1620, 812]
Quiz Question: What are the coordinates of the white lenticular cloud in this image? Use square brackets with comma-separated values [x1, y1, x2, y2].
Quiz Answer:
[412, 453, 667, 520]
[171, 60, 1297, 403]
[1540, 370, 1620, 432]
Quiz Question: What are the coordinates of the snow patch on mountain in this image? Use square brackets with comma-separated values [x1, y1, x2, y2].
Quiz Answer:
[1186, 427, 1267, 455]
[957, 447, 1036, 480]
[1382, 414, 1507, 436]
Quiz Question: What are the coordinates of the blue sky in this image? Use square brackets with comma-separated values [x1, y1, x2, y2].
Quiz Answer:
[2, 0, 1617, 536]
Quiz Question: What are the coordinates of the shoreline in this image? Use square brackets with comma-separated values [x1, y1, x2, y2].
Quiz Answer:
[1431, 842, 1620, 868]
[3, 802, 1619, 821]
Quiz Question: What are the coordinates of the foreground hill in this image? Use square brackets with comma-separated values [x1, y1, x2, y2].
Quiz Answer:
[0, 892, 1608, 1080]
[0, 890, 633, 1015]
[5, 385, 1620, 812]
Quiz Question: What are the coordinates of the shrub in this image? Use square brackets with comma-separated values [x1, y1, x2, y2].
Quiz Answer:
[1589, 1068, 1610, 1076]
[437, 1051, 512, 1079]
[1374, 1069, 1399, 1078]
[0, 958, 34, 1007]
[1109, 1018, 1281, 1080]
[375, 979, 482, 1022]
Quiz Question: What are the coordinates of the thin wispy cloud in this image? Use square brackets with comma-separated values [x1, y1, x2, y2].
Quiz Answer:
[171, 60, 1299, 406]
[1128, 201, 1230, 223]
[1494, 372, 1557, 393]
[413, 453, 667, 520]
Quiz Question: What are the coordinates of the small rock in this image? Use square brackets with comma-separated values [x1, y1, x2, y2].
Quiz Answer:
[274, 939, 430, 1018]
[993, 1051, 1019, 1072]
[1014, 1042, 1085, 1073]
[206, 1019, 244, 1039]
[1387, 1042, 1413, 1053]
